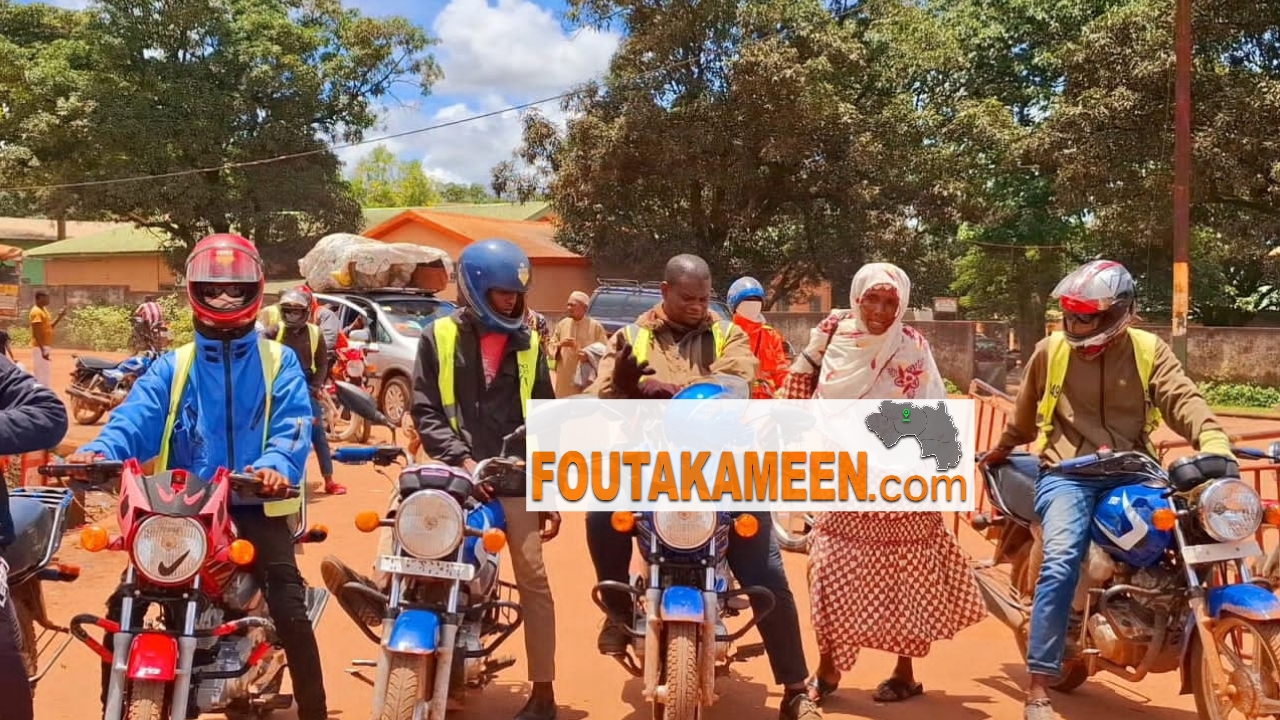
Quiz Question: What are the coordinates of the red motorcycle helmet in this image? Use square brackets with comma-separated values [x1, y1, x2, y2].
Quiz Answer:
[185, 234, 265, 330]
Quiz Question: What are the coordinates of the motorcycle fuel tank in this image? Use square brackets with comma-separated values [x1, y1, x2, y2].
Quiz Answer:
[1090, 482, 1174, 568]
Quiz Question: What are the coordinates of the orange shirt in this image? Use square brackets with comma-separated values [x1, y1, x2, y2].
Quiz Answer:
[732, 314, 788, 396]
[29, 306, 53, 347]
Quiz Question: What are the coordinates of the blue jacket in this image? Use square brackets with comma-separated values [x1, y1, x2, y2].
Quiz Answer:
[0, 356, 69, 547]
[78, 330, 313, 506]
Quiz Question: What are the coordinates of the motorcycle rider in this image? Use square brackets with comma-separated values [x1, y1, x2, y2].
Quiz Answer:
[264, 289, 346, 496]
[0, 353, 69, 720]
[981, 259, 1233, 720]
[727, 276, 789, 398]
[320, 238, 563, 720]
[587, 254, 821, 720]
[64, 234, 330, 720]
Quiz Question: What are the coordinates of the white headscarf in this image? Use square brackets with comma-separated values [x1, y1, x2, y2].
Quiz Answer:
[813, 263, 944, 400]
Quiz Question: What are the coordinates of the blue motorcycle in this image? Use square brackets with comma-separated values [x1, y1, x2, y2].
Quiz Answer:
[974, 444, 1280, 719]
[590, 376, 775, 720]
[0, 484, 80, 689]
[65, 349, 159, 425]
[329, 382, 524, 720]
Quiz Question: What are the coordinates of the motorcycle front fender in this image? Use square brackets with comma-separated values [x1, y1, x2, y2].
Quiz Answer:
[659, 586, 704, 623]
[1178, 583, 1280, 694]
[126, 631, 178, 682]
[386, 609, 440, 655]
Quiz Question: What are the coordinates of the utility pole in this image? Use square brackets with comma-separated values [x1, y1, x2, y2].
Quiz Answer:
[1172, 0, 1192, 366]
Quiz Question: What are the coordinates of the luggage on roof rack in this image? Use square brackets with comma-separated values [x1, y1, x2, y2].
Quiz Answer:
[299, 233, 453, 293]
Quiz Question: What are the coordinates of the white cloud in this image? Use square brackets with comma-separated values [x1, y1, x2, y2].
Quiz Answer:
[432, 0, 620, 98]
[338, 0, 620, 186]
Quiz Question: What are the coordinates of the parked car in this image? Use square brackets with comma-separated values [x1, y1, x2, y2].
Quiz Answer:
[315, 289, 456, 426]
[974, 335, 1019, 371]
[588, 278, 733, 335]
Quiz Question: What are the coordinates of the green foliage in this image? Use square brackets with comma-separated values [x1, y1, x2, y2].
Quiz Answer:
[944, 378, 962, 395]
[349, 145, 441, 208]
[62, 304, 132, 351]
[1198, 382, 1280, 410]
[439, 183, 494, 203]
[0, 0, 442, 276]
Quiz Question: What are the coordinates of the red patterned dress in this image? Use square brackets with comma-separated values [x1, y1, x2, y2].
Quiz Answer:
[782, 309, 987, 669]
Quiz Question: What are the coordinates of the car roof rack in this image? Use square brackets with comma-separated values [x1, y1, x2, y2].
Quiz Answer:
[316, 287, 439, 297]
[594, 277, 727, 300]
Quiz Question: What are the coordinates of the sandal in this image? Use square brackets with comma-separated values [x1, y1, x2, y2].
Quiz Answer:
[1024, 698, 1058, 720]
[805, 675, 839, 703]
[873, 677, 923, 702]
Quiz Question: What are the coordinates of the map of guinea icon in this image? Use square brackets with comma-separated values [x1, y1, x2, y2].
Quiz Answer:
[865, 401, 963, 472]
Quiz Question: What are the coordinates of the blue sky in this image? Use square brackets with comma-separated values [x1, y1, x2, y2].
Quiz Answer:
[21, 0, 622, 186]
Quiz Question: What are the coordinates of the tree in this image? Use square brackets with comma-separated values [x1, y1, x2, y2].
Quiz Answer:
[349, 144, 441, 207]
[495, 0, 952, 300]
[0, 0, 441, 276]
[439, 182, 493, 203]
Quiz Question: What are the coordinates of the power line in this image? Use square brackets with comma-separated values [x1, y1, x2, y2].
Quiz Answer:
[0, 7, 851, 193]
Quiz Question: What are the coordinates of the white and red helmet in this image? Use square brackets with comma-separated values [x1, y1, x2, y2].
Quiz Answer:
[185, 233, 265, 330]
[1051, 259, 1137, 354]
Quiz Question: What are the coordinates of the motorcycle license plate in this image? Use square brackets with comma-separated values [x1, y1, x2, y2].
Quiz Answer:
[346, 360, 365, 377]
[377, 555, 474, 582]
[1181, 538, 1263, 565]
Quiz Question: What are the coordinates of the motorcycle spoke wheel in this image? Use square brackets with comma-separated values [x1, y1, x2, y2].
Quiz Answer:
[1193, 617, 1280, 719]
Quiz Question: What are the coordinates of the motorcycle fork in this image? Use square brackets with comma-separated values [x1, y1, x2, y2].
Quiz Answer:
[103, 569, 200, 720]
[700, 559, 718, 703]
[1175, 525, 1231, 698]
[642, 534, 662, 703]
[426, 550, 465, 720]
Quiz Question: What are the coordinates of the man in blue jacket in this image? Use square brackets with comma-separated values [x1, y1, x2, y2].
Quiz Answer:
[0, 353, 69, 720]
[65, 234, 327, 720]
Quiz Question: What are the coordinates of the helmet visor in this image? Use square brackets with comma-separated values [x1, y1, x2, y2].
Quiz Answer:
[1049, 261, 1130, 313]
[186, 245, 262, 284]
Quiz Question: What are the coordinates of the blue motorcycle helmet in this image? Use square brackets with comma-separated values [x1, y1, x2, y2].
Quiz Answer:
[456, 238, 533, 334]
[727, 276, 766, 312]
[664, 375, 753, 449]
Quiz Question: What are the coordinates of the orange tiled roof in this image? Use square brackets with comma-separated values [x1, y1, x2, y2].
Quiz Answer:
[363, 209, 585, 264]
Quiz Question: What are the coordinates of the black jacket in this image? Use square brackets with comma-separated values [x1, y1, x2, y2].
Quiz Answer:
[411, 310, 553, 466]
[266, 323, 330, 393]
[0, 356, 69, 547]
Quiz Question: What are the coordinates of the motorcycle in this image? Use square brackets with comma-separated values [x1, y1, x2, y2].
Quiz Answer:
[972, 444, 1280, 718]
[66, 350, 160, 425]
[321, 329, 378, 444]
[769, 512, 813, 554]
[328, 381, 525, 720]
[0, 485, 80, 687]
[39, 459, 330, 720]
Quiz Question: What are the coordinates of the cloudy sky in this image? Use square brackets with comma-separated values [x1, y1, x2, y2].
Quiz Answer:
[22, 0, 623, 187]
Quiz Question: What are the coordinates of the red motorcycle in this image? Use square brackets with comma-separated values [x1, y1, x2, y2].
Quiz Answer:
[322, 336, 376, 443]
[38, 459, 330, 720]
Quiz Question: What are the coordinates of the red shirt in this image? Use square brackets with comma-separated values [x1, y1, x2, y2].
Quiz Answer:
[479, 332, 509, 385]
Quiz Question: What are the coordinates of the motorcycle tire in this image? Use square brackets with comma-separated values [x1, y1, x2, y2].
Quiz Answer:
[69, 392, 106, 426]
[661, 624, 699, 720]
[379, 653, 428, 720]
[124, 680, 166, 720]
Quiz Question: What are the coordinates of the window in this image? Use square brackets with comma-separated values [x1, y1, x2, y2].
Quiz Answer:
[376, 297, 453, 339]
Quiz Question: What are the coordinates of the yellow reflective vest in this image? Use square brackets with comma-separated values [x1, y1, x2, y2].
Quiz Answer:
[432, 317, 540, 433]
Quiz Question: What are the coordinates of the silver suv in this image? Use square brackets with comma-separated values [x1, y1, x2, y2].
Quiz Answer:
[315, 289, 456, 426]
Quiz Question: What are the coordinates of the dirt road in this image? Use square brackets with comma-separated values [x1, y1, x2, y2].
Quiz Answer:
[22, 348, 1267, 719]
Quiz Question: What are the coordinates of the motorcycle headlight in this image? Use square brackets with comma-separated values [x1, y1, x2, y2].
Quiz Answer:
[1196, 478, 1263, 542]
[131, 516, 207, 585]
[395, 489, 465, 559]
[653, 511, 717, 551]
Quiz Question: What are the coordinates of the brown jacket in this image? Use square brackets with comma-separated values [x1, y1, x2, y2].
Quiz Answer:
[589, 305, 758, 398]
[998, 331, 1224, 465]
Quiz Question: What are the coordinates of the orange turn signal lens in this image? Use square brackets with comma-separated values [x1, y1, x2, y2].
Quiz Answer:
[355, 511, 382, 533]
[1151, 508, 1178, 532]
[80, 525, 110, 552]
[734, 514, 760, 538]
[482, 528, 507, 554]
[53, 562, 81, 580]
[611, 511, 635, 533]
[1264, 503, 1280, 527]
[228, 539, 256, 566]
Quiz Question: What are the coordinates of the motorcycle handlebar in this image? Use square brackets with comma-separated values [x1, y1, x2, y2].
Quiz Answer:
[227, 472, 300, 500]
[331, 444, 408, 466]
[38, 461, 125, 486]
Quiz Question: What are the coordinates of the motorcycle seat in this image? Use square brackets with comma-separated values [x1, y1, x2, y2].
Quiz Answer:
[0, 497, 55, 579]
[986, 452, 1042, 524]
[77, 356, 120, 371]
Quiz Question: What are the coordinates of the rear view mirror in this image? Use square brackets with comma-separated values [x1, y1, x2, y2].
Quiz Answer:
[1270, 441, 1280, 463]
[349, 329, 370, 343]
[335, 381, 391, 427]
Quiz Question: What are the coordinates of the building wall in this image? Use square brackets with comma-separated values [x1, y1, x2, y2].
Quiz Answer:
[43, 254, 175, 292]
[374, 224, 596, 313]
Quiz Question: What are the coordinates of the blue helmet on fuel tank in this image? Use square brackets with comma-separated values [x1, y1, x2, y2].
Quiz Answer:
[664, 375, 752, 450]
[456, 239, 533, 334]
[727, 277, 766, 312]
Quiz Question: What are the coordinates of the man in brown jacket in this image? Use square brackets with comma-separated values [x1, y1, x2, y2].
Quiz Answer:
[981, 260, 1233, 720]
[585, 254, 820, 720]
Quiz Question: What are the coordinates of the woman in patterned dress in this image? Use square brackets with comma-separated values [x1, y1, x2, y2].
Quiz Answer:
[779, 262, 987, 705]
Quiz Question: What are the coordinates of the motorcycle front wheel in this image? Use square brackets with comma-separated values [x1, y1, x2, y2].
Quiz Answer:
[380, 653, 429, 720]
[1191, 616, 1280, 719]
[770, 512, 813, 553]
[659, 624, 700, 720]
[125, 680, 166, 720]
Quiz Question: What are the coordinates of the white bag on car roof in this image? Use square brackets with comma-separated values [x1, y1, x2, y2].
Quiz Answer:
[299, 233, 453, 292]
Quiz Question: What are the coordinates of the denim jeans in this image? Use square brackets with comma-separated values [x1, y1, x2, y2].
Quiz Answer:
[586, 511, 809, 686]
[309, 395, 333, 478]
[1027, 473, 1140, 676]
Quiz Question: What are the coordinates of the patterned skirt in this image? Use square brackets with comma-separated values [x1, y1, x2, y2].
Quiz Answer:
[807, 511, 987, 669]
